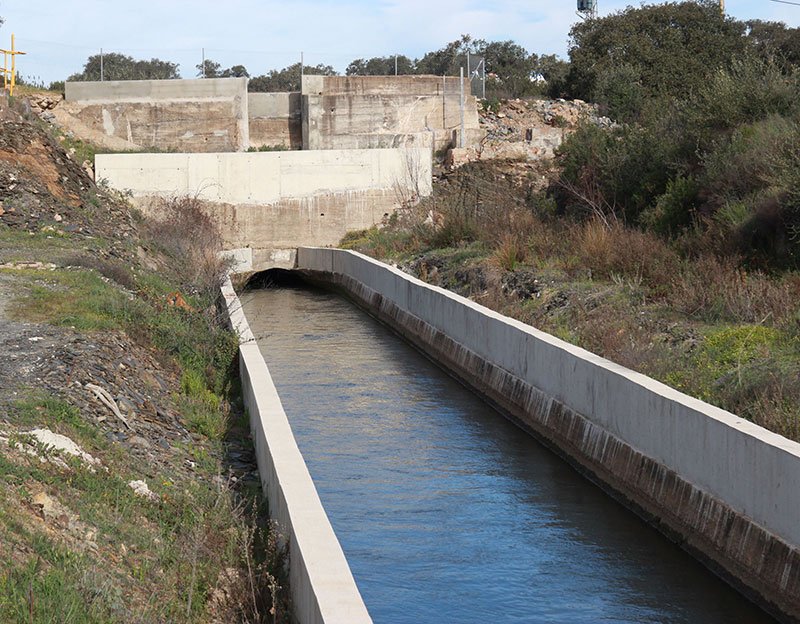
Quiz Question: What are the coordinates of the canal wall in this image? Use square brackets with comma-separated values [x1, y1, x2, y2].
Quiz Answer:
[63, 77, 249, 152]
[295, 247, 800, 623]
[221, 277, 372, 624]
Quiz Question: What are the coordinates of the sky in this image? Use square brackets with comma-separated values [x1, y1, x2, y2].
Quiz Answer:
[2, 0, 799, 85]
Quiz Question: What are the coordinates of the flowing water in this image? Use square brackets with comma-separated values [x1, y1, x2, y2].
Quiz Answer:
[243, 284, 776, 624]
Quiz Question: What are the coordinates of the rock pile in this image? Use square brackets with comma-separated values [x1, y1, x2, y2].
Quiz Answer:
[26, 93, 62, 122]
[448, 97, 614, 169]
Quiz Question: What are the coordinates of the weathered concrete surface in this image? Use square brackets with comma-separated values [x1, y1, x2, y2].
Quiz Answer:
[248, 92, 302, 149]
[65, 77, 247, 102]
[301, 75, 484, 152]
[96, 149, 431, 272]
[296, 248, 800, 623]
[62, 78, 249, 152]
[221, 277, 372, 624]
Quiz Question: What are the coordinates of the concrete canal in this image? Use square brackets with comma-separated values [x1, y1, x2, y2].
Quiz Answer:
[242, 283, 776, 624]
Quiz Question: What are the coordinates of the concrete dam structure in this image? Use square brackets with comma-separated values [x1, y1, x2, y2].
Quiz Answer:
[223, 249, 800, 624]
[96, 148, 432, 271]
[65, 74, 483, 153]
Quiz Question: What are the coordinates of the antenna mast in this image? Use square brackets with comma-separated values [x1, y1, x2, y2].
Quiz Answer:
[577, 0, 598, 19]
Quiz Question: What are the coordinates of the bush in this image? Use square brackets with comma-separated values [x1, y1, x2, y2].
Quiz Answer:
[593, 64, 646, 123]
[140, 196, 232, 298]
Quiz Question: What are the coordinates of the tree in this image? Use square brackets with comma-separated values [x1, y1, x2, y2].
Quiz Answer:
[535, 54, 570, 98]
[196, 59, 222, 78]
[482, 40, 537, 98]
[415, 34, 485, 76]
[69, 53, 180, 81]
[346, 55, 414, 76]
[565, 1, 747, 104]
[248, 62, 337, 92]
[196, 59, 249, 78]
[222, 64, 249, 78]
[746, 20, 800, 68]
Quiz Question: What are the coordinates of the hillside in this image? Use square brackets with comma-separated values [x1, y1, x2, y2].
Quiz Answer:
[0, 94, 287, 622]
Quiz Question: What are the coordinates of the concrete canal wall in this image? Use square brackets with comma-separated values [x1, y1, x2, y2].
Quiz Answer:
[295, 247, 800, 623]
[221, 277, 372, 624]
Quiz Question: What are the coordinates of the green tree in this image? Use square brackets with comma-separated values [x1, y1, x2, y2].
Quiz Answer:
[196, 59, 222, 78]
[415, 34, 485, 76]
[482, 40, 537, 98]
[746, 20, 800, 68]
[69, 53, 180, 81]
[248, 62, 337, 92]
[535, 54, 570, 98]
[346, 55, 415, 76]
[565, 1, 746, 104]
[221, 64, 249, 78]
[196, 59, 249, 78]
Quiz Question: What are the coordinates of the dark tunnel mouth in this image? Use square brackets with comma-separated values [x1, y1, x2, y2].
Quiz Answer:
[243, 268, 312, 291]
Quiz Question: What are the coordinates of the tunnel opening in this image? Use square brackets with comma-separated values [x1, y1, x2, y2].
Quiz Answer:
[243, 267, 310, 290]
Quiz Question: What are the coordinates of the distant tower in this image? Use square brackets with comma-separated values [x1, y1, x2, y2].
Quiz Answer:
[577, 0, 597, 19]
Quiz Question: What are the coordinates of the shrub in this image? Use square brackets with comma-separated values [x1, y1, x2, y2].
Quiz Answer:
[139, 196, 234, 301]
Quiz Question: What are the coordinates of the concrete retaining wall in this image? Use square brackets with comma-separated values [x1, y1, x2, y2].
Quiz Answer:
[296, 247, 800, 623]
[62, 77, 249, 152]
[301, 75, 484, 152]
[221, 277, 372, 624]
[248, 92, 302, 149]
[95, 149, 431, 271]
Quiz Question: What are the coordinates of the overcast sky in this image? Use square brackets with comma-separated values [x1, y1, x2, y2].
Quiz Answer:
[2, 0, 799, 84]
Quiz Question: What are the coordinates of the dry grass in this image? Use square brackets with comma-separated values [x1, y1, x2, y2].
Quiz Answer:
[670, 254, 800, 325]
[140, 196, 233, 299]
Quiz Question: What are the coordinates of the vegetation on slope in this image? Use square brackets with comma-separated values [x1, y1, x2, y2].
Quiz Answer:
[0, 98, 289, 622]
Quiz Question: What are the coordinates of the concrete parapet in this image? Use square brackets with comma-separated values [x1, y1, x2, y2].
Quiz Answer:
[96, 148, 431, 204]
[221, 277, 372, 624]
[65, 77, 247, 102]
[296, 248, 800, 623]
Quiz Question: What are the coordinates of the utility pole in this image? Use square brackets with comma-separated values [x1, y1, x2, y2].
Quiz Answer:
[300, 51, 304, 87]
[395, 55, 398, 76]
[459, 66, 465, 148]
[201, 48, 205, 78]
[100, 48, 104, 81]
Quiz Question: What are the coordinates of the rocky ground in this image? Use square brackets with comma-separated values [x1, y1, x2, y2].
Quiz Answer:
[0, 93, 284, 622]
[447, 97, 613, 169]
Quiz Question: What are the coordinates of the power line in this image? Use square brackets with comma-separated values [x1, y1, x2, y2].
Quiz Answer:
[768, 0, 800, 6]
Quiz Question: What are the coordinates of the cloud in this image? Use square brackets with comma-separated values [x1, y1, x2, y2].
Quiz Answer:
[3, 0, 800, 84]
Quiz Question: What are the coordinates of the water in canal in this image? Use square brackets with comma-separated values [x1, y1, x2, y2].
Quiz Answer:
[242, 284, 776, 624]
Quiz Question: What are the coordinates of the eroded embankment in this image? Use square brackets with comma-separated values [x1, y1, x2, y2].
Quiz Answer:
[295, 247, 800, 624]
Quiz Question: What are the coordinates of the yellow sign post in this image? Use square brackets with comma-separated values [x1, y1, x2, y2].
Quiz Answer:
[0, 34, 26, 96]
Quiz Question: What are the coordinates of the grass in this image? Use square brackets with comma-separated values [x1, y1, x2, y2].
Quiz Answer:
[0, 383, 287, 622]
[1, 113, 288, 620]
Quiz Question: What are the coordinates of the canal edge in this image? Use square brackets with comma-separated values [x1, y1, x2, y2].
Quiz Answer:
[221, 276, 373, 624]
